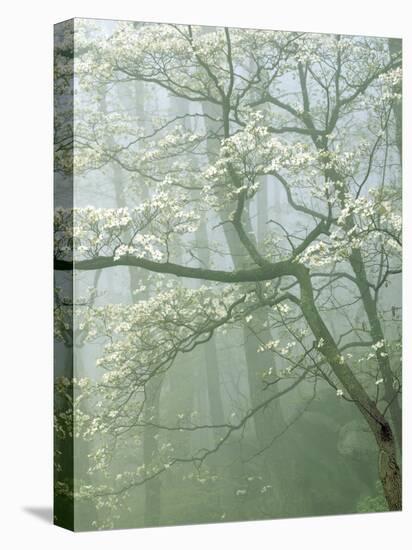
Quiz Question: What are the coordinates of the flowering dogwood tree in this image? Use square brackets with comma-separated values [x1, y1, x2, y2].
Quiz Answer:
[54, 19, 402, 529]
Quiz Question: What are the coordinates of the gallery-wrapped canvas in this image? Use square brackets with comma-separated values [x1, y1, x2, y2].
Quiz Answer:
[54, 18, 402, 531]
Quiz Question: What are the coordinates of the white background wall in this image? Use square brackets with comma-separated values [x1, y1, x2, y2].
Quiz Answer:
[0, 0, 410, 548]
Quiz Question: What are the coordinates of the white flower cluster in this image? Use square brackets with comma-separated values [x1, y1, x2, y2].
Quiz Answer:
[378, 67, 402, 103]
[297, 188, 401, 269]
[203, 113, 315, 209]
[54, 182, 200, 263]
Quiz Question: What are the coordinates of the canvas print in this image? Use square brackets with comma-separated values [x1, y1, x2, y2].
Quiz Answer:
[54, 18, 402, 531]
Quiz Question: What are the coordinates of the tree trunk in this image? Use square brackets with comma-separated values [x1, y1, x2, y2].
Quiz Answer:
[297, 265, 402, 510]
[142, 376, 162, 525]
[376, 428, 402, 510]
[388, 38, 402, 161]
[195, 192, 225, 444]
[349, 248, 402, 453]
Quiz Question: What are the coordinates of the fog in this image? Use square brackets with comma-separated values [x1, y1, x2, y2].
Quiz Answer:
[54, 19, 402, 530]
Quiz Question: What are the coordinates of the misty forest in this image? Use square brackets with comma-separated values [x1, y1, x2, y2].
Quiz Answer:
[54, 19, 402, 530]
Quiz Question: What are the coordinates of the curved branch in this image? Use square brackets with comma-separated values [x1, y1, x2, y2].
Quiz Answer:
[55, 255, 297, 283]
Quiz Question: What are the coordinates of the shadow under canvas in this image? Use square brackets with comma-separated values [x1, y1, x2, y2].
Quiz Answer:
[23, 506, 53, 524]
